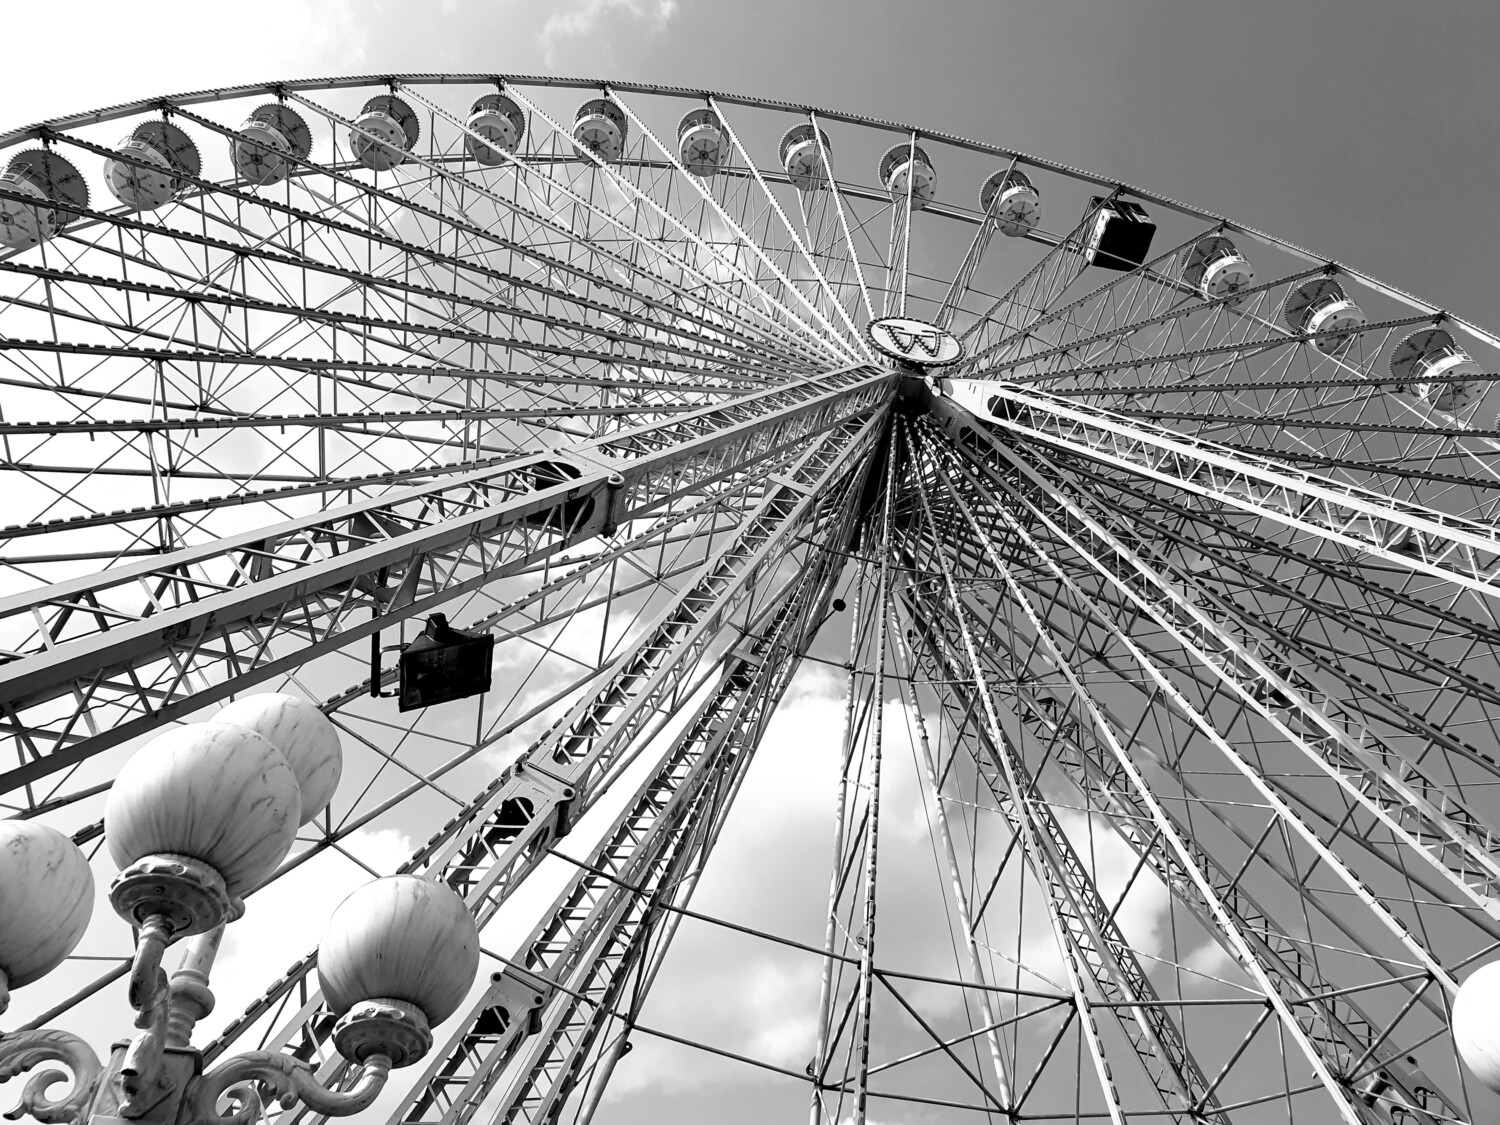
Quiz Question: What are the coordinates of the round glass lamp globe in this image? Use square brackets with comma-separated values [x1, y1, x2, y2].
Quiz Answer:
[1455, 961, 1500, 1093]
[215, 693, 342, 824]
[105, 721, 301, 897]
[0, 821, 94, 1001]
[318, 875, 479, 1026]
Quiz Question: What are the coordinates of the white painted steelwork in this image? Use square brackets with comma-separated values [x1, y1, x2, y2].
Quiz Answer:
[0, 74, 1495, 1125]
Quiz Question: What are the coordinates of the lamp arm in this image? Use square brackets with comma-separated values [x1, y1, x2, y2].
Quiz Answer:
[189, 1051, 392, 1125]
[0, 1031, 103, 1125]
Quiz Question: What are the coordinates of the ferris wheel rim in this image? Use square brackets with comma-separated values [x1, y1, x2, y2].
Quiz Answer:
[3, 70, 1494, 356]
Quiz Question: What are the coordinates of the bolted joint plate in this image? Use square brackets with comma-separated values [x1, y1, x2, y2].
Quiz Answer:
[485, 971, 553, 1038]
[517, 451, 629, 540]
[559, 449, 630, 537]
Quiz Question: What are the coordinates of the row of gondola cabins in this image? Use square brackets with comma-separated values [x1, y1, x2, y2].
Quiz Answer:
[0, 94, 1483, 413]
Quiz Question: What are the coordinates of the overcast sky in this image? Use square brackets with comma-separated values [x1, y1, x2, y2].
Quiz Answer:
[3, 2, 1496, 1121]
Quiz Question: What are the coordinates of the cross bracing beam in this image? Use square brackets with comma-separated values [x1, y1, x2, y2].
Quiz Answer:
[261, 427, 868, 1125]
[0, 336, 768, 397]
[909, 576, 1457, 1125]
[42, 116, 824, 377]
[894, 452, 1380, 1125]
[935, 417, 1500, 907]
[932, 412, 1500, 919]
[1043, 512, 1500, 906]
[912, 489, 1464, 1086]
[896, 688, 1013, 1105]
[490, 514, 853, 1125]
[1015, 443, 1500, 750]
[895, 422, 1129, 1125]
[0, 366, 889, 796]
[190, 404, 882, 1092]
[944, 380, 1500, 601]
[928, 452, 1469, 998]
[413, 82, 860, 368]
[951, 197, 1117, 361]
[899, 596, 1231, 1123]
[969, 263, 1331, 378]
[0, 248, 803, 390]
[901, 410, 1472, 1122]
[898, 426, 1228, 1125]
[934, 533, 1500, 958]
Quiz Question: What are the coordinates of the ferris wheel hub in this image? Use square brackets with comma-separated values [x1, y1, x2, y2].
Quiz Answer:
[867, 316, 964, 369]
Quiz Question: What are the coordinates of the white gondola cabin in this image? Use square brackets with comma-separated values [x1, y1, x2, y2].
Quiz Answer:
[350, 95, 420, 172]
[465, 94, 525, 166]
[678, 109, 726, 176]
[103, 121, 201, 211]
[1282, 277, 1366, 355]
[1180, 234, 1255, 303]
[1389, 326, 1484, 414]
[231, 104, 312, 186]
[879, 142, 935, 209]
[573, 99, 628, 164]
[0, 150, 88, 250]
[779, 124, 830, 191]
[979, 168, 1040, 237]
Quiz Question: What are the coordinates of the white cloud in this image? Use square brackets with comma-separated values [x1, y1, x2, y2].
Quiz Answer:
[1181, 939, 1253, 994]
[208, 825, 415, 1028]
[538, 0, 681, 67]
[0, 1, 370, 125]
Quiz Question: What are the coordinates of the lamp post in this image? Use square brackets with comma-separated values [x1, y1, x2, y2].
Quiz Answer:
[0, 694, 480, 1125]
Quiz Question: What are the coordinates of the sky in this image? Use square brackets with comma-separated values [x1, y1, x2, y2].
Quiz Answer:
[4, 0, 1498, 324]
[3, 2, 1498, 1121]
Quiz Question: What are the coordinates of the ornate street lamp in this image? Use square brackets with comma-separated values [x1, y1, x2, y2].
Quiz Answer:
[0, 694, 480, 1125]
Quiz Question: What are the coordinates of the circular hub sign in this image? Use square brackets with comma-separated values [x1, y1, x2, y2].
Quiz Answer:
[867, 316, 964, 367]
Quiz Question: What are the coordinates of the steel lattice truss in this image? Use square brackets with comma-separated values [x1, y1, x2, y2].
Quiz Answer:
[2, 74, 1500, 1125]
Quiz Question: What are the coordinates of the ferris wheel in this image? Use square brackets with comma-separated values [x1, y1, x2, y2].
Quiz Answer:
[2, 72, 1500, 1125]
